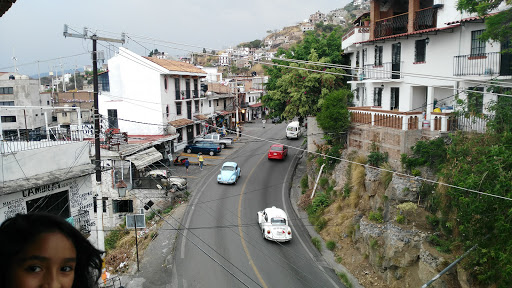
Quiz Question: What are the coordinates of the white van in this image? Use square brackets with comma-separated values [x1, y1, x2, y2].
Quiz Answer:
[286, 121, 302, 139]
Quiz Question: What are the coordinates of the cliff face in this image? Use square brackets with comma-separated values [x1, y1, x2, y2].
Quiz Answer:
[305, 148, 474, 287]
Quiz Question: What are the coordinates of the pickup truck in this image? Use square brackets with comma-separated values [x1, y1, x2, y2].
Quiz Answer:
[194, 133, 233, 149]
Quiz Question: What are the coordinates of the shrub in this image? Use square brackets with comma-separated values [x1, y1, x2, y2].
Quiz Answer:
[146, 211, 157, 222]
[300, 174, 309, 189]
[412, 169, 421, 176]
[370, 238, 378, 249]
[367, 142, 388, 167]
[380, 162, 393, 189]
[315, 217, 328, 232]
[105, 228, 129, 252]
[369, 211, 384, 223]
[401, 138, 447, 172]
[337, 272, 352, 288]
[312, 237, 322, 251]
[426, 214, 440, 229]
[162, 205, 173, 214]
[396, 214, 405, 224]
[343, 183, 351, 198]
[326, 240, 336, 251]
[336, 256, 343, 263]
[312, 193, 331, 213]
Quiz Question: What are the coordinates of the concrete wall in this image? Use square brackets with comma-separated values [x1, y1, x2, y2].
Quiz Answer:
[348, 124, 423, 170]
[307, 116, 325, 153]
[0, 141, 91, 182]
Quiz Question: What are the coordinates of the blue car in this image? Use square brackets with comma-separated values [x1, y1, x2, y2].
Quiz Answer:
[217, 162, 241, 184]
[184, 141, 222, 156]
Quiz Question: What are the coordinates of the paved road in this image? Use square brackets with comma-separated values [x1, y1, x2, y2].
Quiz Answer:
[172, 122, 343, 288]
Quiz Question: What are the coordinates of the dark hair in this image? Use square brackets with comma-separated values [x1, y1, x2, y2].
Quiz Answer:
[0, 213, 103, 288]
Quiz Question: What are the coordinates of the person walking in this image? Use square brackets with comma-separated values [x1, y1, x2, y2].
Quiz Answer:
[184, 158, 190, 174]
[198, 153, 204, 170]
[262, 118, 266, 128]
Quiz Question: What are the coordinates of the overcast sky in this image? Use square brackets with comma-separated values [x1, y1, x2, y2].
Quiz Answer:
[0, 0, 349, 77]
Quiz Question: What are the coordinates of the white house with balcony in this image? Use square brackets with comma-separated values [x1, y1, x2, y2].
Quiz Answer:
[101, 47, 207, 153]
[342, 0, 511, 134]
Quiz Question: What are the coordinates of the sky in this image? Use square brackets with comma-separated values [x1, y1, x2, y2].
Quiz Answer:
[0, 0, 350, 77]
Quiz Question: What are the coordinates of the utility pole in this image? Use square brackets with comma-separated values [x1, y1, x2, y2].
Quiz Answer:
[74, 64, 78, 91]
[63, 25, 125, 257]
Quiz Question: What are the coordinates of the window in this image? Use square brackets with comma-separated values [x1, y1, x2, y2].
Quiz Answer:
[467, 87, 484, 114]
[112, 199, 133, 213]
[26, 190, 70, 218]
[374, 46, 383, 66]
[415, 39, 427, 63]
[1, 116, 16, 123]
[391, 88, 399, 110]
[209, 100, 212, 107]
[62, 112, 67, 117]
[166, 105, 169, 117]
[93, 197, 108, 213]
[0, 87, 14, 94]
[373, 87, 383, 106]
[0, 101, 14, 106]
[195, 100, 199, 112]
[185, 79, 191, 98]
[176, 102, 182, 115]
[175, 78, 181, 99]
[223, 99, 226, 109]
[471, 30, 486, 56]
[107, 109, 118, 129]
[164, 76, 168, 90]
[356, 51, 360, 67]
[362, 48, 367, 66]
[194, 79, 198, 96]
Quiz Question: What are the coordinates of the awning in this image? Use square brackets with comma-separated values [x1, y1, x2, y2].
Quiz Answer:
[250, 103, 263, 108]
[169, 118, 195, 128]
[126, 147, 163, 169]
[194, 114, 208, 121]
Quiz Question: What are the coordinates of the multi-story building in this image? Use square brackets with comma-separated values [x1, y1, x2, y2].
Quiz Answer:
[0, 73, 52, 140]
[342, 0, 511, 164]
[101, 47, 207, 154]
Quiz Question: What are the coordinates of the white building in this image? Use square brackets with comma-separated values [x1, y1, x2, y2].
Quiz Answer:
[0, 73, 52, 140]
[101, 47, 207, 153]
[219, 52, 231, 66]
[342, 0, 511, 134]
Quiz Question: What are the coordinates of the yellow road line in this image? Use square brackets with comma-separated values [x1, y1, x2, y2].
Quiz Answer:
[238, 153, 268, 288]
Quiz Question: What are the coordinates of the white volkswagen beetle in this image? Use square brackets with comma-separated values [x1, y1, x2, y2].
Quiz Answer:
[257, 206, 292, 242]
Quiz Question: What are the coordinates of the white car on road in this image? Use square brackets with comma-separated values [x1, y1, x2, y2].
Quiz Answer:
[257, 206, 292, 242]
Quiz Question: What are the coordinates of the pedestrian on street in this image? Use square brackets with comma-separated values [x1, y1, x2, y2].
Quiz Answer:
[184, 158, 190, 174]
[198, 153, 204, 170]
[262, 119, 266, 128]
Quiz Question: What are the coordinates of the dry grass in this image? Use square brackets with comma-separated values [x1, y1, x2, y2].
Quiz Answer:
[298, 189, 313, 209]
[380, 162, 393, 189]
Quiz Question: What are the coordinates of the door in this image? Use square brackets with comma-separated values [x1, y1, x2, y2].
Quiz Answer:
[392, 42, 401, 79]
[187, 101, 192, 120]
[501, 39, 511, 76]
[186, 125, 194, 144]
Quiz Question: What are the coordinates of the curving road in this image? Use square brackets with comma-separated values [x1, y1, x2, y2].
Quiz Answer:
[172, 122, 343, 288]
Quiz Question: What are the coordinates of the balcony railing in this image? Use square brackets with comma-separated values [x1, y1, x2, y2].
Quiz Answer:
[341, 26, 370, 50]
[375, 13, 408, 38]
[361, 62, 403, 80]
[414, 7, 438, 31]
[349, 107, 423, 130]
[193, 90, 198, 98]
[175, 90, 181, 100]
[453, 52, 502, 76]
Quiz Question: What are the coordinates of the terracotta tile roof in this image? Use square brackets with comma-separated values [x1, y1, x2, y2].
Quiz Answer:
[169, 118, 195, 127]
[194, 114, 208, 121]
[144, 57, 207, 75]
[445, 12, 499, 25]
[356, 24, 460, 44]
[249, 103, 263, 108]
[217, 110, 235, 116]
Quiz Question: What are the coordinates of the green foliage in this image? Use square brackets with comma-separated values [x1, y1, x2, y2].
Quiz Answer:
[367, 142, 388, 167]
[315, 217, 328, 232]
[438, 132, 512, 286]
[319, 177, 329, 189]
[262, 28, 349, 120]
[370, 238, 378, 249]
[239, 39, 262, 49]
[105, 228, 129, 252]
[162, 205, 173, 215]
[146, 211, 157, 222]
[369, 211, 384, 223]
[427, 235, 452, 253]
[396, 214, 405, 224]
[312, 193, 332, 213]
[401, 138, 447, 173]
[337, 272, 353, 288]
[343, 183, 351, 198]
[316, 89, 352, 135]
[336, 256, 343, 263]
[484, 89, 512, 134]
[426, 214, 440, 229]
[311, 237, 322, 251]
[411, 169, 421, 176]
[301, 174, 309, 189]
[326, 240, 336, 251]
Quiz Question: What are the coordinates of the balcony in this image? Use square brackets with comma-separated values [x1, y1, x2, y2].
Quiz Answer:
[453, 52, 510, 76]
[349, 107, 422, 130]
[341, 26, 370, 51]
[357, 62, 403, 80]
[375, 13, 408, 38]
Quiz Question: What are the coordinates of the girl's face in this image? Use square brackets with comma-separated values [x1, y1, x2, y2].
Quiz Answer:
[9, 232, 77, 288]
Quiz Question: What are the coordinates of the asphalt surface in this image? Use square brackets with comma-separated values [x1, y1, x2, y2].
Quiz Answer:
[114, 121, 358, 288]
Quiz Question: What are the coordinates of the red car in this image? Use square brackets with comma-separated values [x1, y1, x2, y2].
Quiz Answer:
[268, 144, 288, 160]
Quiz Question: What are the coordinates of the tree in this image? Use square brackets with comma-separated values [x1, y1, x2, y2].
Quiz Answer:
[316, 89, 352, 137]
[261, 27, 349, 120]
[457, 0, 512, 50]
[203, 48, 207, 54]
[148, 49, 159, 57]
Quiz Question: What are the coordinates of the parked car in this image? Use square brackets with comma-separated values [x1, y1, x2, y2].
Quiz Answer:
[217, 162, 241, 184]
[257, 206, 292, 242]
[194, 133, 233, 149]
[286, 121, 302, 139]
[268, 144, 288, 160]
[184, 141, 222, 156]
[144, 169, 187, 191]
